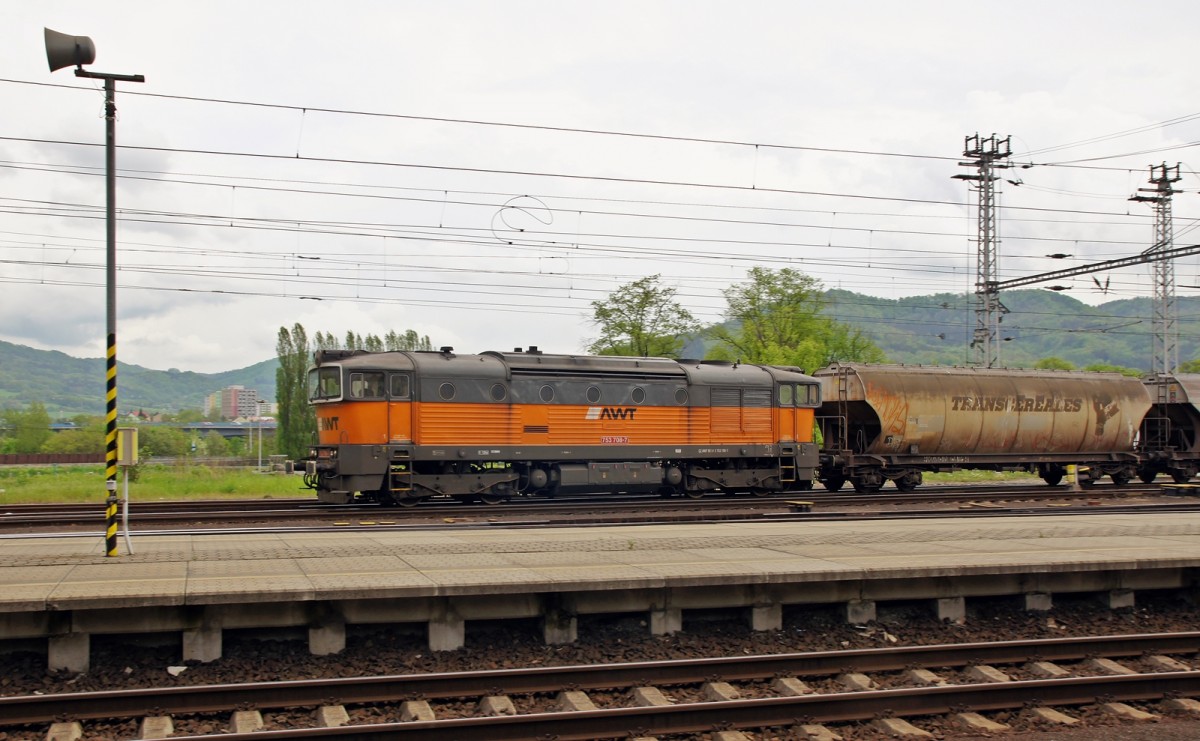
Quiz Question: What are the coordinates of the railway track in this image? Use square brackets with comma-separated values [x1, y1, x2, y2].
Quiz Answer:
[0, 481, 1194, 534]
[6, 632, 1199, 739]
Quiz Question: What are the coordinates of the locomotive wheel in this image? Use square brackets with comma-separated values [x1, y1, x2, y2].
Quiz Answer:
[477, 491, 508, 505]
[822, 477, 845, 493]
[795, 479, 814, 491]
[1139, 471, 1157, 484]
[683, 488, 706, 500]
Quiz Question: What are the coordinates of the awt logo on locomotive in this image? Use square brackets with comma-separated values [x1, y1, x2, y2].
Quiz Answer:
[586, 407, 638, 420]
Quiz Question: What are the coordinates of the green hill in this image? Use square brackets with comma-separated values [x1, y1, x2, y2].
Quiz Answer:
[4, 288, 1193, 418]
[683, 289, 1195, 371]
[831, 289, 1196, 370]
[0, 340, 277, 418]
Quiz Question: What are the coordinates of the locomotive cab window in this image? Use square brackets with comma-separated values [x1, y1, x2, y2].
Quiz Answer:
[389, 374, 411, 399]
[349, 371, 386, 399]
[308, 367, 342, 402]
[779, 383, 819, 408]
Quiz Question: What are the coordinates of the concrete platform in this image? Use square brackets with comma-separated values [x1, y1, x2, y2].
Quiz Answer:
[2, 512, 1200, 672]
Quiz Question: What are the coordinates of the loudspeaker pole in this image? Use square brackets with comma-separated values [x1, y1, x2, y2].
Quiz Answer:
[45, 29, 144, 556]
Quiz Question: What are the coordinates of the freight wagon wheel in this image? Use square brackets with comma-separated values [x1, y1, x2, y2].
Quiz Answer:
[1138, 471, 1157, 484]
[822, 477, 845, 492]
[1110, 473, 1132, 487]
[893, 472, 922, 492]
[1040, 472, 1063, 487]
[1171, 469, 1195, 484]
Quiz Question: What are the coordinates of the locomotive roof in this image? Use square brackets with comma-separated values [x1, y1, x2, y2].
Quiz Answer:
[312, 349, 819, 385]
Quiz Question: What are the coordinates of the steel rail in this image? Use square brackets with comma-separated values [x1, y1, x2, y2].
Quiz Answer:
[2, 631, 1197, 725]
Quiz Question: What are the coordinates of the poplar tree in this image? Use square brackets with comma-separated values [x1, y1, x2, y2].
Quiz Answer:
[275, 324, 315, 460]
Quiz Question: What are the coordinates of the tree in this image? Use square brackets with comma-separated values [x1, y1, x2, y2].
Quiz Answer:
[276, 324, 315, 460]
[588, 275, 700, 357]
[385, 330, 433, 351]
[1179, 359, 1200, 373]
[1034, 357, 1075, 370]
[1, 402, 52, 453]
[201, 430, 230, 457]
[1082, 362, 1143, 377]
[40, 421, 104, 454]
[708, 267, 885, 371]
[137, 426, 190, 457]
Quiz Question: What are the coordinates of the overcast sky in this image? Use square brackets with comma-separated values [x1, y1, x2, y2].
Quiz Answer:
[3, 2, 1198, 373]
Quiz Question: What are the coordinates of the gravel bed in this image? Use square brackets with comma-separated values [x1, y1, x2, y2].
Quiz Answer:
[1, 591, 1198, 739]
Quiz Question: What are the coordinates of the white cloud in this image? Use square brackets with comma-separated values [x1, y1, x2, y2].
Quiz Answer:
[1, 1, 1196, 372]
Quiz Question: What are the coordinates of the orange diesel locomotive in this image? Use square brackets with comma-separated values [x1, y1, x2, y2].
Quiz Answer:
[303, 346, 821, 505]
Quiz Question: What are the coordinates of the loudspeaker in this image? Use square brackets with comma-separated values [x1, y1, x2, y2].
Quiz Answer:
[44, 27, 96, 72]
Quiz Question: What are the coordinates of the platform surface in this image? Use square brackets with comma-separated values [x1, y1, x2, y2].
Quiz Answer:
[1, 512, 1199, 611]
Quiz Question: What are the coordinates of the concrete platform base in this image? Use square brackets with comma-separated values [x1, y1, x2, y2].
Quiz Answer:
[47, 633, 89, 674]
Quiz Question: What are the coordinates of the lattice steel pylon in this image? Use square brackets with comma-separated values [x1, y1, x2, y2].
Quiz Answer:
[1130, 163, 1182, 377]
[953, 134, 1012, 367]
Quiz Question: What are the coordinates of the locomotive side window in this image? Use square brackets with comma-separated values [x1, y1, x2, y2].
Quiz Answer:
[801, 383, 820, 407]
[349, 371, 386, 399]
[491, 383, 508, 401]
[586, 386, 602, 403]
[675, 388, 689, 405]
[631, 387, 646, 404]
[540, 385, 555, 402]
[439, 382, 456, 400]
[779, 385, 794, 406]
[389, 374, 411, 399]
[308, 367, 342, 401]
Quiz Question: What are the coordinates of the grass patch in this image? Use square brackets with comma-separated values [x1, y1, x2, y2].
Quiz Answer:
[923, 470, 1039, 484]
[0, 463, 309, 503]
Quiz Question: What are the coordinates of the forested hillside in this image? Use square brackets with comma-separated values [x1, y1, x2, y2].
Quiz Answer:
[834, 290, 1200, 370]
[0, 341, 276, 418]
[3, 289, 1195, 418]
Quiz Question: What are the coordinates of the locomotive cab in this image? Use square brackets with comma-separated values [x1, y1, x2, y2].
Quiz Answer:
[304, 350, 418, 504]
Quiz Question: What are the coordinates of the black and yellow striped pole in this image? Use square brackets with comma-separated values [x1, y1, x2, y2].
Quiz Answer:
[44, 29, 144, 557]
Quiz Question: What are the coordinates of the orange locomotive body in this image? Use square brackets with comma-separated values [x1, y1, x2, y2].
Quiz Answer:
[303, 347, 821, 505]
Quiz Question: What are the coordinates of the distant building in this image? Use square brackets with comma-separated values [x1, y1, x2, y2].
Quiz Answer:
[204, 386, 270, 420]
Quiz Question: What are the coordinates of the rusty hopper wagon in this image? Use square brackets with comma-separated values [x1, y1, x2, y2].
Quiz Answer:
[1140, 373, 1200, 484]
[814, 363, 1153, 492]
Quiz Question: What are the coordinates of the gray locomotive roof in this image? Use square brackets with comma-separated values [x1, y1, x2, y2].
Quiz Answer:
[313, 350, 416, 371]
[677, 360, 774, 386]
[316, 349, 819, 386]
[483, 350, 686, 378]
